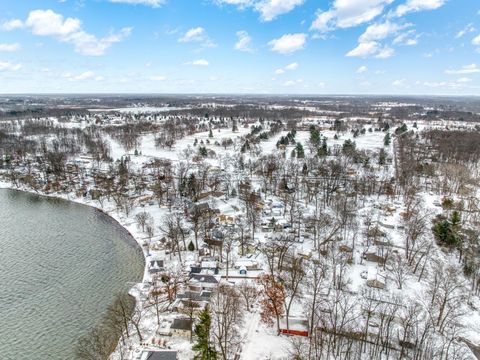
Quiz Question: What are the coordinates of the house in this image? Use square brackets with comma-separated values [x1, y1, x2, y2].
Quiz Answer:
[149, 259, 165, 275]
[204, 236, 223, 257]
[188, 202, 211, 216]
[363, 251, 386, 265]
[367, 279, 386, 289]
[140, 350, 177, 360]
[173, 289, 212, 312]
[189, 274, 220, 290]
[170, 318, 193, 338]
[189, 258, 220, 275]
[218, 214, 235, 226]
[234, 258, 259, 271]
[177, 290, 212, 302]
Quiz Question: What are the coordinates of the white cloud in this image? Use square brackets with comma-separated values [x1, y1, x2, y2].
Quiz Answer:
[26, 9, 81, 36]
[275, 62, 298, 75]
[404, 38, 417, 45]
[376, 46, 394, 58]
[359, 21, 408, 42]
[178, 27, 216, 47]
[269, 33, 306, 54]
[285, 62, 298, 70]
[255, 0, 304, 21]
[393, 29, 419, 45]
[346, 41, 379, 57]
[347, 21, 409, 59]
[215, 0, 303, 21]
[456, 23, 475, 39]
[445, 64, 480, 75]
[357, 65, 368, 73]
[0, 61, 22, 71]
[235, 30, 253, 52]
[392, 79, 407, 87]
[190, 59, 209, 66]
[0, 19, 24, 31]
[24, 9, 131, 56]
[311, 0, 393, 33]
[422, 80, 470, 89]
[215, 0, 253, 7]
[64, 27, 132, 56]
[423, 81, 448, 88]
[179, 27, 205, 42]
[346, 41, 394, 59]
[62, 70, 104, 81]
[282, 78, 303, 87]
[109, 0, 165, 7]
[0, 43, 21, 52]
[150, 75, 167, 81]
[73, 71, 96, 81]
[472, 35, 480, 46]
[394, 0, 445, 17]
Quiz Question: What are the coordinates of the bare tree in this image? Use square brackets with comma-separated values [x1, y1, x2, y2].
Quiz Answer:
[210, 284, 244, 360]
[135, 210, 153, 233]
[281, 254, 305, 331]
[75, 325, 116, 360]
[237, 280, 260, 312]
[389, 253, 410, 289]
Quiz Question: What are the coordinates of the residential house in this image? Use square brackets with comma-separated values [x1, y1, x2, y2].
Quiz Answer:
[170, 318, 193, 338]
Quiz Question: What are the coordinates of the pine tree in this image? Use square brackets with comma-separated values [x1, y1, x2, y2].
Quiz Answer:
[378, 148, 386, 165]
[295, 142, 305, 158]
[309, 126, 320, 146]
[199, 146, 208, 157]
[192, 306, 217, 360]
[384, 132, 391, 146]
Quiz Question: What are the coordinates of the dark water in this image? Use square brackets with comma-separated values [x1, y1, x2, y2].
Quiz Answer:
[0, 189, 145, 360]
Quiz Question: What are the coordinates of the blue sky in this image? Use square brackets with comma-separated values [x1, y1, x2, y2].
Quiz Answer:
[0, 0, 479, 95]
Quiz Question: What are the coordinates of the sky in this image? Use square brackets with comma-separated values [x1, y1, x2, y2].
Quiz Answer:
[0, 0, 479, 95]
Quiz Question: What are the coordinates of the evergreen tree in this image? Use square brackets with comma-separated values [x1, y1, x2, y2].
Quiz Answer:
[318, 137, 328, 156]
[432, 212, 462, 248]
[192, 306, 217, 360]
[309, 126, 320, 146]
[295, 142, 305, 158]
[199, 146, 208, 157]
[342, 139, 356, 155]
[395, 123, 408, 136]
[384, 133, 391, 146]
[378, 148, 386, 165]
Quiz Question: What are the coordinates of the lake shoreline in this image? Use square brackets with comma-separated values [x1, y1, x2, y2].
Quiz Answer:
[0, 180, 149, 358]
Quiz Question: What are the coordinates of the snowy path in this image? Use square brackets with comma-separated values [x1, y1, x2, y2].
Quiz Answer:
[241, 311, 261, 359]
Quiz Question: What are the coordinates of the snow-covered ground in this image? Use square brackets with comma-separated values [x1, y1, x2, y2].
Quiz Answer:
[2, 112, 480, 360]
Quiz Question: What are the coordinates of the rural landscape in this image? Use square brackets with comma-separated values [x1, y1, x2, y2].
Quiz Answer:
[2, 95, 480, 359]
[1, 0, 480, 359]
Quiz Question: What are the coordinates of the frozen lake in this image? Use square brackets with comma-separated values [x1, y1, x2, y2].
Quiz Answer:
[0, 189, 144, 360]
